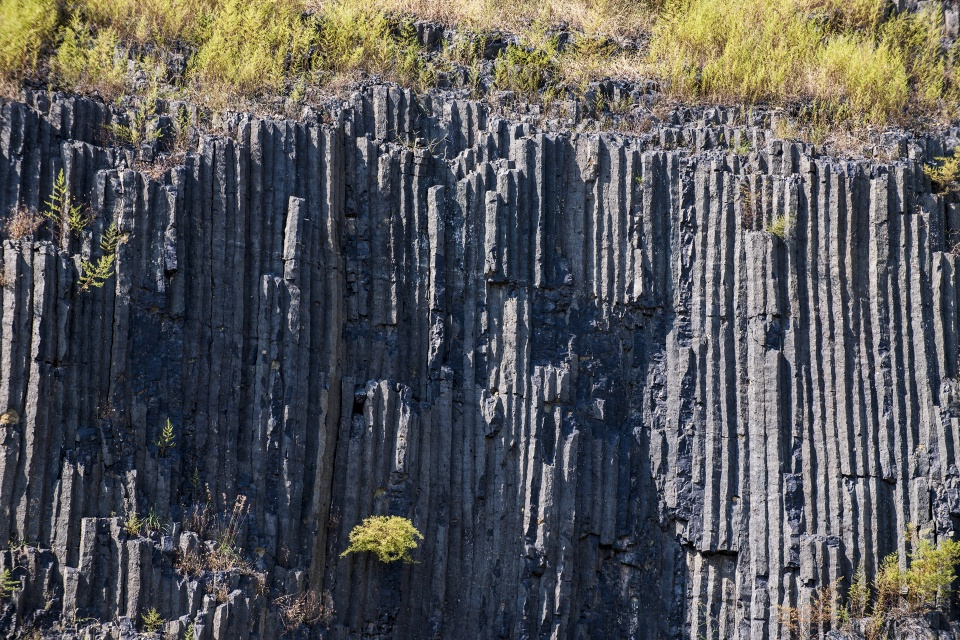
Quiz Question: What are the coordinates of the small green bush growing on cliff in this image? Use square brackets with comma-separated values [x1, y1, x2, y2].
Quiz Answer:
[847, 563, 869, 619]
[51, 18, 128, 99]
[902, 537, 960, 610]
[124, 509, 144, 536]
[494, 31, 560, 97]
[141, 607, 163, 633]
[157, 418, 175, 457]
[78, 221, 121, 292]
[767, 214, 792, 240]
[0, 569, 20, 599]
[341, 515, 422, 563]
[104, 99, 162, 147]
[924, 149, 960, 193]
[45, 169, 89, 241]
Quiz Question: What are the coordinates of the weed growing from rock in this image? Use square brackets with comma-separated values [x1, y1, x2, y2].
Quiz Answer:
[341, 515, 423, 563]
[141, 607, 163, 633]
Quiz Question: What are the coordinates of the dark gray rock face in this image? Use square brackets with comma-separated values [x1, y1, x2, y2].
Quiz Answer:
[1, 87, 960, 639]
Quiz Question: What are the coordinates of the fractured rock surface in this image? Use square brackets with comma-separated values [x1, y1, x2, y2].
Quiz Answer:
[1, 87, 960, 638]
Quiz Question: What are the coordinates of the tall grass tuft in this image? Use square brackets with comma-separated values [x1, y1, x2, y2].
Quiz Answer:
[76, 0, 216, 45]
[189, 0, 318, 99]
[316, 1, 434, 89]
[51, 18, 128, 99]
[648, 0, 954, 126]
[0, 0, 60, 81]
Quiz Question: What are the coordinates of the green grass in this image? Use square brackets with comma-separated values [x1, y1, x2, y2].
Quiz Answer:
[1, 0, 959, 131]
[924, 148, 960, 192]
[0, 0, 60, 81]
[189, 0, 317, 99]
[494, 33, 560, 97]
[649, 0, 955, 126]
[75, 0, 214, 45]
[315, 1, 434, 89]
[51, 18, 128, 99]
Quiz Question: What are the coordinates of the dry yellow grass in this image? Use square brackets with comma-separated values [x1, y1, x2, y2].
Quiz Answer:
[1, 0, 958, 131]
[75, 0, 217, 45]
[649, 0, 956, 126]
[3, 207, 44, 240]
[306, 0, 659, 37]
[0, 0, 60, 81]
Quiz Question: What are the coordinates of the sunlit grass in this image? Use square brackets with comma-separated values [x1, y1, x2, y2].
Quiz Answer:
[0, 0, 60, 81]
[0, 0, 958, 131]
[189, 0, 317, 98]
[649, 0, 956, 126]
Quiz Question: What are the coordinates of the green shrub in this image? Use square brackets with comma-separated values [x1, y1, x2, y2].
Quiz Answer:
[45, 169, 89, 241]
[124, 510, 144, 536]
[316, 1, 434, 90]
[141, 607, 163, 632]
[0, 569, 20, 599]
[341, 515, 422, 563]
[0, 0, 60, 81]
[848, 563, 869, 619]
[189, 0, 317, 99]
[494, 34, 560, 97]
[767, 214, 792, 240]
[924, 149, 960, 193]
[51, 18, 128, 99]
[78, 222, 121, 291]
[157, 418, 175, 457]
[904, 538, 960, 610]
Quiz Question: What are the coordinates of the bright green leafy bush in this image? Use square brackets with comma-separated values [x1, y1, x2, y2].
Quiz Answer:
[141, 606, 164, 632]
[341, 515, 423, 563]
[924, 149, 960, 193]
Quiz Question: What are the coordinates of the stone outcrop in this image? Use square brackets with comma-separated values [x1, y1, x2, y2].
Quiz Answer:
[1, 87, 960, 639]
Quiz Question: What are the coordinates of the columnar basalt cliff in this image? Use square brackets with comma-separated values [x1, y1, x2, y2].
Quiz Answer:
[2, 87, 960, 639]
